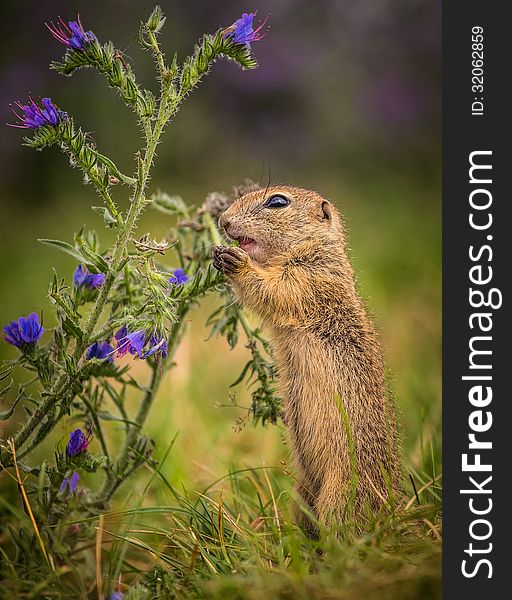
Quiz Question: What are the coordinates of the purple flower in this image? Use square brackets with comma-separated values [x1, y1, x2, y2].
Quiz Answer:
[114, 327, 168, 360]
[73, 265, 105, 289]
[109, 592, 124, 600]
[9, 97, 67, 130]
[86, 341, 114, 362]
[168, 268, 189, 286]
[59, 471, 80, 493]
[223, 12, 268, 47]
[115, 328, 146, 358]
[114, 325, 128, 343]
[66, 429, 90, 457]
[3, 313, 44, 349]
[46, 15, 97, 50]
[143, 335, 168, 359]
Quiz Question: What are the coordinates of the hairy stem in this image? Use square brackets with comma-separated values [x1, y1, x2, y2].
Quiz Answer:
[96, 364, 160, 502]
[203, 211, 223, 246]
[147, 28, 167, 90]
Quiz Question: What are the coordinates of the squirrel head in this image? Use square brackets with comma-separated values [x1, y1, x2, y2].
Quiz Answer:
[218, 185, 345, 265]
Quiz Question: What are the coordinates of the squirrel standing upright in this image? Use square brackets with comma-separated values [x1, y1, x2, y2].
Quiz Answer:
[212, 185, 401, 534]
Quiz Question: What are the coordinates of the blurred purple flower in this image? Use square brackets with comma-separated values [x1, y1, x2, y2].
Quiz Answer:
[114, 325, 128, 343]
[86, 341, 114, 362]
[115, 328, 146, 357]
[143, 335, 168, 359]
[66, 429, 90, 457]
[223, 12, 268, 47]
[73, 265, 105, 289]
[46, 15, 97, 50]
[168, 268, 188, 286]
[109, 592, 124, 600]
[60, 471, 80, 493]
[3, 313, 44, 348]
[3, 322, 23, 348]
[66, 523, 81, 535]
[114, 327, 167, 360]
[9, 97, 67, 129]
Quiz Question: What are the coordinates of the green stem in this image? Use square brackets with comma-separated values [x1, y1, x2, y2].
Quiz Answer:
[95, 187, 122, 226]
[66, 140, 123, 226]
[238, 311, 254, 340]
[80, 394, 110, 460]
[95, 365, 159, 502]
[203, 211, 223, 246]
[147, 29, 167, 89]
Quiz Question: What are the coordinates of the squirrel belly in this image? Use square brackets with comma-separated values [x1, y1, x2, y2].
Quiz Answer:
[212, 185, 401, 534]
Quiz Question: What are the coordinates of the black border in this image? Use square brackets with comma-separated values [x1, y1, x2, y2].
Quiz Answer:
[443, 2, 510, 595]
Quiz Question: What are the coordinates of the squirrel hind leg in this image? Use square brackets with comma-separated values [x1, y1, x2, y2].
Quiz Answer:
[314, 472, 383, 535]
[293, 479, 320, 539]
[314, 471, 360, 534]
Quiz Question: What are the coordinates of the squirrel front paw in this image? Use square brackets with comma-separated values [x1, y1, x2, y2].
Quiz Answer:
[212, 246, 248, 276]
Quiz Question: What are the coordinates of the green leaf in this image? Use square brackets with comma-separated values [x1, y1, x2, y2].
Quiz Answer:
[230, 360, 253, 388]
[151, 191, 188, 217]
[80, 245, 110, 273]
[17, 462, 40, 475]
[24, 123, 64, 149]
[92, 206, 118, 228]
[50, 47, 93, 76]
[96, 411, 140, 427]
[38, 238, 86, 262]
[147, 5, 166, 33]
[0, 378, 13, 401]
[92, 152, 136, 185]
[61, 317, 85, 340]
[0, 365, 13, 383]
[136, 89, 156, 119]
[217, 34, 259, 70]
[0, 387, 24, 421]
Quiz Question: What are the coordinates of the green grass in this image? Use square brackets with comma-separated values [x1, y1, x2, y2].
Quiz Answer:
[1, 455, 441, 599]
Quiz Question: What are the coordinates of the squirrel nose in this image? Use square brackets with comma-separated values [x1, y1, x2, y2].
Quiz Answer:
[219, 214, 230, 230]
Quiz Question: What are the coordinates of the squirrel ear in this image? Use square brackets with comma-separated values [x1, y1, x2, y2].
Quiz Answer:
[317, 200, 332, 222]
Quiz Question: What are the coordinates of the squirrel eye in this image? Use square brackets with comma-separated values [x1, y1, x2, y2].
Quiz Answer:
[264, 194, 290, 208]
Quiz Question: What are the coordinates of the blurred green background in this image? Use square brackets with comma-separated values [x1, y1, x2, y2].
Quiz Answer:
[0, 0, 440, 495]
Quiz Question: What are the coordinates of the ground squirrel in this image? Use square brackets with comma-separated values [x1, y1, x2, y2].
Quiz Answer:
[212, 185, 401, 534]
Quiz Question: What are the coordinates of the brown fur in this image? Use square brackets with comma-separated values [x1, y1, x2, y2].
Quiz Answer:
[212, 185, 401, 534]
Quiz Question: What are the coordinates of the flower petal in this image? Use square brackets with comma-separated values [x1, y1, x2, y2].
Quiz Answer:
[69, 471, 80, 492]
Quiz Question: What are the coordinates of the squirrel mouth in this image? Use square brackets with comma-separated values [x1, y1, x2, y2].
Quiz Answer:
[238, 236, 256, 251]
